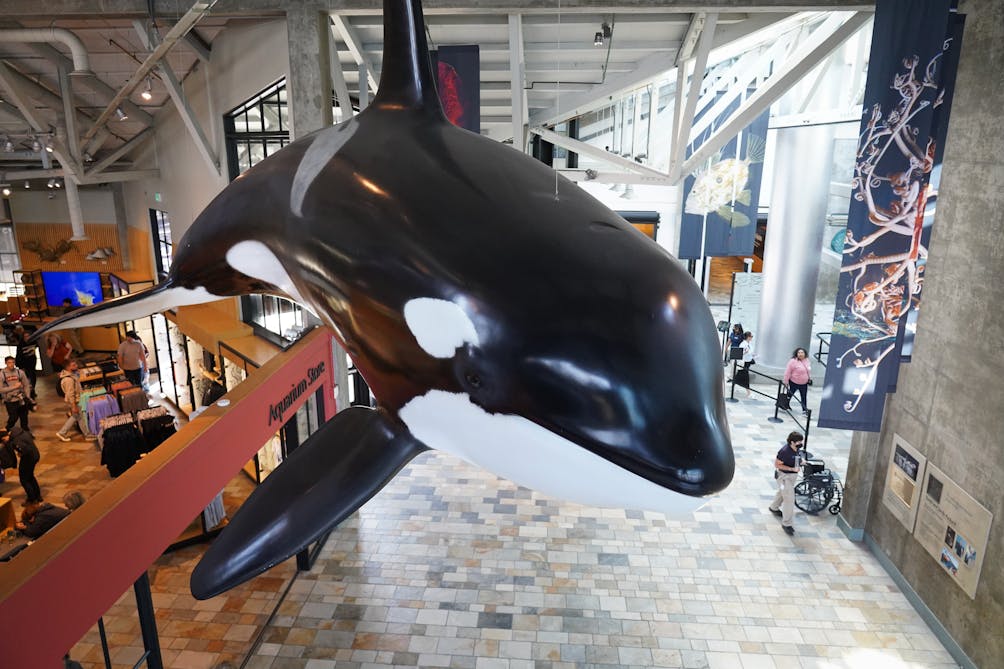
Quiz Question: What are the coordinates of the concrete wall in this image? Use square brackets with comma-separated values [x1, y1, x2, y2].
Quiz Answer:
[841, 1, 1004, 666]
[121, 19, 289, 246]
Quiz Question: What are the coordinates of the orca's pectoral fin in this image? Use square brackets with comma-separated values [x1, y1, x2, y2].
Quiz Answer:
[190, 406, 426, 599]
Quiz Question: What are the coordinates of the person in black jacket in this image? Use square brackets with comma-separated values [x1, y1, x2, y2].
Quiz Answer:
[2, 427, 41, 504]
[16, 500, 70, 539]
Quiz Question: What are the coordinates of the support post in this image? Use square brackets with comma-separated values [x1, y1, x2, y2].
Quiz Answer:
[287, 5, 333, 138]
[133, 572, 163, 669]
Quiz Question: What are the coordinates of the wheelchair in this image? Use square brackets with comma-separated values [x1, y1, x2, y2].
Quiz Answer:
[794, 453, 843, 515]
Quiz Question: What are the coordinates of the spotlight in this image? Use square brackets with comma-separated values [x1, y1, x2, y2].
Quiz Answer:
[141, 77, 153, 101]
[594, 32, 604, 47]
[46, 144, 54, 153]
[47, 178, 55, 189]
[24, 181, 30, 189]
[55, 179, 62, 188]
[31, 138, 41, 152]
[2, 138, 12, 152]
[1, 185, 10, 197]
[115, 107, 129, 121]
[83, 152, 93, 163]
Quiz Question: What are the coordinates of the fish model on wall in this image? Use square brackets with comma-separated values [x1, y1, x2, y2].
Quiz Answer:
[31, 0, 734, 599]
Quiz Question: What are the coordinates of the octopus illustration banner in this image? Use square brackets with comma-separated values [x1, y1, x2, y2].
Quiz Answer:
[678, 95, 768, 260]
[431, 45, 480, 134]
[818, 0, 962, 432]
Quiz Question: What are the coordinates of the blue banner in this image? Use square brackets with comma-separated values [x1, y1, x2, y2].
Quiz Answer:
[679, 95, 769, 259]
[819, 0, 961, 431]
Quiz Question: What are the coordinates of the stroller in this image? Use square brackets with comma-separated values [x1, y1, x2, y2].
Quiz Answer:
[794, 452, 843, 515]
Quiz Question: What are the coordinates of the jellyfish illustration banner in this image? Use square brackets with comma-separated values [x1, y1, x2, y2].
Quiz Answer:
[818, 0, 962, 432]
[431, 45, 480, 134]
[678, 98, 769, 260]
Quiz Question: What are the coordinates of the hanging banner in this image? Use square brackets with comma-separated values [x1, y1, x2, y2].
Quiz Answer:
[431, 45, 480, 134]
[818, 0, 962, 431]
[679, 95, 769, 260]
[898, 14, 964, 363]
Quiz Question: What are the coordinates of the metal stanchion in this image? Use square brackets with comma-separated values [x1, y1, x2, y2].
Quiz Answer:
[726, 360, 739, 403]
[767, 380, 784, 423]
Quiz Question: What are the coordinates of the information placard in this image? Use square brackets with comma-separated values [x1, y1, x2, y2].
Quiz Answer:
[913, 463, 993, 599]
[882, 434, 927, 532]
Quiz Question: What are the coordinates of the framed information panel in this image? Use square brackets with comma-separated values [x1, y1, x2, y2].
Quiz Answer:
[913, 463, 993, 599]
[881, 434, 927, 532]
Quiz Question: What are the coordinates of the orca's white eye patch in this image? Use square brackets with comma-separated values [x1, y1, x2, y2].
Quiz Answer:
[404, 298, 479, 358]
[226, 241, 306, 306]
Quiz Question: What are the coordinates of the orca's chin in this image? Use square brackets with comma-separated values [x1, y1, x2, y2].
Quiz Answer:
[399, 390, 731, 516]
[568, 413, 735, 500]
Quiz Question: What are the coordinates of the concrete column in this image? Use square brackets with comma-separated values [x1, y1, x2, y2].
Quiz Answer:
[286, 4, 332, 139]
[756, 57, 842, 369]
[755, 122, 834, 368]
[838, 429, 881, 537]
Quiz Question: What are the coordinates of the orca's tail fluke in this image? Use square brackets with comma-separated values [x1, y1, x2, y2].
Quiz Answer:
[26, 278, 220, 344]
[190, 406, 427, 600]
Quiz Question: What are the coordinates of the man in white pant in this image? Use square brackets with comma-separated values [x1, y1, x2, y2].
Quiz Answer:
[769, 431, 804, 535]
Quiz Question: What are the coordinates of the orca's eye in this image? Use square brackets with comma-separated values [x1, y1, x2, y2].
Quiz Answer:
[464, 372, 482, 389]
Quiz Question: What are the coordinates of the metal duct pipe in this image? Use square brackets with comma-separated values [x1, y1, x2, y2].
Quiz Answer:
[0, 29, 92, 76]
[63, 174, 88, 240]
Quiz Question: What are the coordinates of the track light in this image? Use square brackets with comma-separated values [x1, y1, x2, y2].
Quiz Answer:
[1, 185, 10, 197]
[31, 138, 41, 152]
[115, 107, 128, 121]
[141, 77, 153, 101]
[47, 178, 55, 189]
[2, 137, 12, 152]
[55, 179, 62, 188]
[45, 144, 54, 153]
[24, 181, 30, 189]
[83, 152, 93, 163]
[594, 32, 604, 46]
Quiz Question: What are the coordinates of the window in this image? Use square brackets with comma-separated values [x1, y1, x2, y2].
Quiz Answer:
[150, 209, 173, 281]
[226, 80, 316, 345]
[224, 81, 290, 181]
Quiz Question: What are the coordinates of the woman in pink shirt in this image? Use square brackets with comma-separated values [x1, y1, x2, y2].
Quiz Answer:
[783, 347, 812, 415]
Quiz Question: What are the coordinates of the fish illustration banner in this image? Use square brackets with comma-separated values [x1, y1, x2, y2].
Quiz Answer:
[818, 0, 962, 432]
[431, 45, 480, 134]
[678, 96, 769, 260]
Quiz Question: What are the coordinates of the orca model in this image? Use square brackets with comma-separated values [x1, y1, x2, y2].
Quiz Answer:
[31, 0, 734, 599]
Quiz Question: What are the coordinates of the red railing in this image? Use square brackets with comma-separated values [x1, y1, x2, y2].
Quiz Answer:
[0, 328, 336, 669]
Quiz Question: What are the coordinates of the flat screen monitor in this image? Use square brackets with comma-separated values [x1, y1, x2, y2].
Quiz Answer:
[41, 271, 104, 308]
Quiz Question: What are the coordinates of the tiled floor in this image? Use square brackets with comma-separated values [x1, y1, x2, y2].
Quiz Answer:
[1, 360, 959, 668]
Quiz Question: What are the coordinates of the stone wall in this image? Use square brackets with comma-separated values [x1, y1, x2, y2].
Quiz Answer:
[842, 1, 1004, 666]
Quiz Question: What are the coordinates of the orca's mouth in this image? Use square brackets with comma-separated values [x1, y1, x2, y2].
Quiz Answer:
[544, 411, 734, 499]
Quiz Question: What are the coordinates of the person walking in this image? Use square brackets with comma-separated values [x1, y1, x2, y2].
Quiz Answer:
[738, 331, 755, 398]
[725, 323, 744, 365]
[12, 326, 38, 400]
[56, 360, 97, 442]
[117, 331, 148, 388]
[783, 347, 812, 415]
[3, 427, 41, 504]
[0, 356, 33, 431]
[769, 431, 804, 536]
